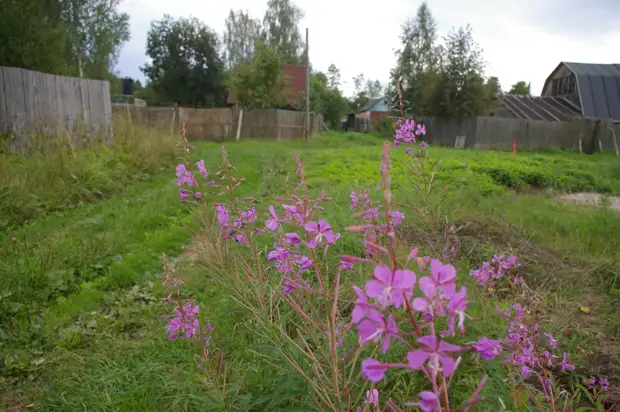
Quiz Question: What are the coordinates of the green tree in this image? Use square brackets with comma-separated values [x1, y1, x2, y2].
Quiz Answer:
[142, 15, 225, 107]
[428, 25, 487, 118]
[223, 9, 262, 69]
[509, 81, 531, 96]
[391, 1, 438, 115]
[227, 40, 289, 109]
[262, 0, 305, 64]
[326, 64, 341, 89]
[61, 0, 130, 79]
[0, 0, 71, 74]
[307, 71, 348, 127]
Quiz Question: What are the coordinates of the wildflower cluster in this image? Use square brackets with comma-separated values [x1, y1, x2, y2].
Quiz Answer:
[160, 253, 213, 344]
[341, 142, 501, 410]
[162, 117, 596, 410]
[470, 254, 520, 288]
[393, 118, 427, 147]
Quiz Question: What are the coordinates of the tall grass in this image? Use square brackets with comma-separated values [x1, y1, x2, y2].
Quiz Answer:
[0, 113, 177, 229]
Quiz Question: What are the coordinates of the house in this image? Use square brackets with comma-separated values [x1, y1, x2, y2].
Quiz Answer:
[494, 62, 620, 122]
[347, 96, 391, 131]
[354, 96, 391, 121]
[225, 64, 308, 109]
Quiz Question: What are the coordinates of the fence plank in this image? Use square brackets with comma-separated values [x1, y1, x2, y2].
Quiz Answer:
[0, 66, 112, 149]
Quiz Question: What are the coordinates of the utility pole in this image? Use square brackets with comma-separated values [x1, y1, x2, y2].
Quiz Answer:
[305, 27, 310, 142]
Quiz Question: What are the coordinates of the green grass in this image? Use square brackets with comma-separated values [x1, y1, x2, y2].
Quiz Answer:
[2, 131, 620, 410]
[0, 115, 178, 229]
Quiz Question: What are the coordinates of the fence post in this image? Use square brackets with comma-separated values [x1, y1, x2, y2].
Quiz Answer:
[236, 108, 243, 140]
[170, 103, 178, 139]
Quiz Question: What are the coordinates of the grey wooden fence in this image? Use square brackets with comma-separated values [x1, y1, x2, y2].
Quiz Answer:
[0, 66, 113, 149]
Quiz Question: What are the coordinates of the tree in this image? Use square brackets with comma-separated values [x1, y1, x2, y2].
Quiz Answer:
[62, 0, 130, 79]
[227, 40, 289, 109]
[142, 15, 225, 107]
[349, 73, 384, 112]
[263, 0, 305, 64]
[222, 10, 262, 69]
[0, 0, 71, 74]
[430, 25, 487, 118]
[0, 0, 129, 79]
[307, 71, 348, 127]
[391, 1, 438, 115]
[365, 80, 383, 98]
[509, 81, 531, 96]
[326, 64, 341, 89]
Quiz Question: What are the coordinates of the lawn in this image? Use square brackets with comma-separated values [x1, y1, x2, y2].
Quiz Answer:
[1, 131, 619, 411]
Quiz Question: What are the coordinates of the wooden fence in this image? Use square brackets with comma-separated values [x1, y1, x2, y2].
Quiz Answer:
[0, 66, 113, 149]
[364, 114, 619, 154]
[114, 106, 321, 141]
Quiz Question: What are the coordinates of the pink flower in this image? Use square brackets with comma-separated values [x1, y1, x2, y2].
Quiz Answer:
[282, 204, 304, 224]
[241, 207, 256, 223]
[408, 391, 439, 412]
[412, 275, 456, 316]
[265, 205, 279, 231]
[560, 352, 575, 372]
[365, 388, 379, 406]
[430, 259, 457, 286]
[361, 359, 389, 382]
[285, 232, 302, 247]
[195, 160, 208, 177]
[358, 309, 399, 353]
[407, 335, 462, 377]
[446, 287, 469, 336]
[473, 337, 503, 360]
[305, 219, 340, 248]
[214, 204, 229, 226]
[351, 286, 371, 324]
[365, 265, 416, 309]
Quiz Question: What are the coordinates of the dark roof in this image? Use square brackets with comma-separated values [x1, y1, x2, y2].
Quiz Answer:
[357, 96, 387, 113]
[542, 62, 620, 120]
[496, 94, 582, 122]
[226, 64, 307, 105]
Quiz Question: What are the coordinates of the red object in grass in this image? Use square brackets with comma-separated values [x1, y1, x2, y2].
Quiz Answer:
[513, 140, 517, 156]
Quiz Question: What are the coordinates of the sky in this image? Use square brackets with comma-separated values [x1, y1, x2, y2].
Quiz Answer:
[117, 0, 620, 97]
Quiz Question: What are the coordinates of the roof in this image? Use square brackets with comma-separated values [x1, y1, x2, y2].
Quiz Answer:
[496, 94, 582, 122]
[542, 62, 620, 120]
[226, 64, 307, 105]
[357, 96, 387, 113]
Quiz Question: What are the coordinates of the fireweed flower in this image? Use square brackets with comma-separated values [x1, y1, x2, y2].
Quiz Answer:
[351, 286, 372, 324]
[265, 205, 279, 231]
[195, 159, 208, 177]
[282, 204, 304, 224]
[176, 164, 198, 187]
[214, 204, 229, 226]
[445, 286, 469, 336]
[305, 219, 340, 248]
[473, 337, 503, 360]
[408, 391, 440, 412]
[365, 265, 416, 309]
[560, 352, 575, 372]
[241, 207, 256, 223]
[285, 232, 302, 247]
[357, 309, 399, 353]
[166, 304, 200, 340]
[365, 388, 379, 406]
[407, 335, 462, 377]
[361, 359, 390, 382]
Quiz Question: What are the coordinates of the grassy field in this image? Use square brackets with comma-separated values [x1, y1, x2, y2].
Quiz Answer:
[1, 131, 620, 411]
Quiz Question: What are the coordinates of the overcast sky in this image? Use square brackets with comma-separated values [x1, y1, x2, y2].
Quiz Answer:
[117, 0, 620, 97]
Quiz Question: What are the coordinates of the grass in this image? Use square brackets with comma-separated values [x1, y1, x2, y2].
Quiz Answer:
[0, 113, 178, 229]
[1, 131, 620, 410]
